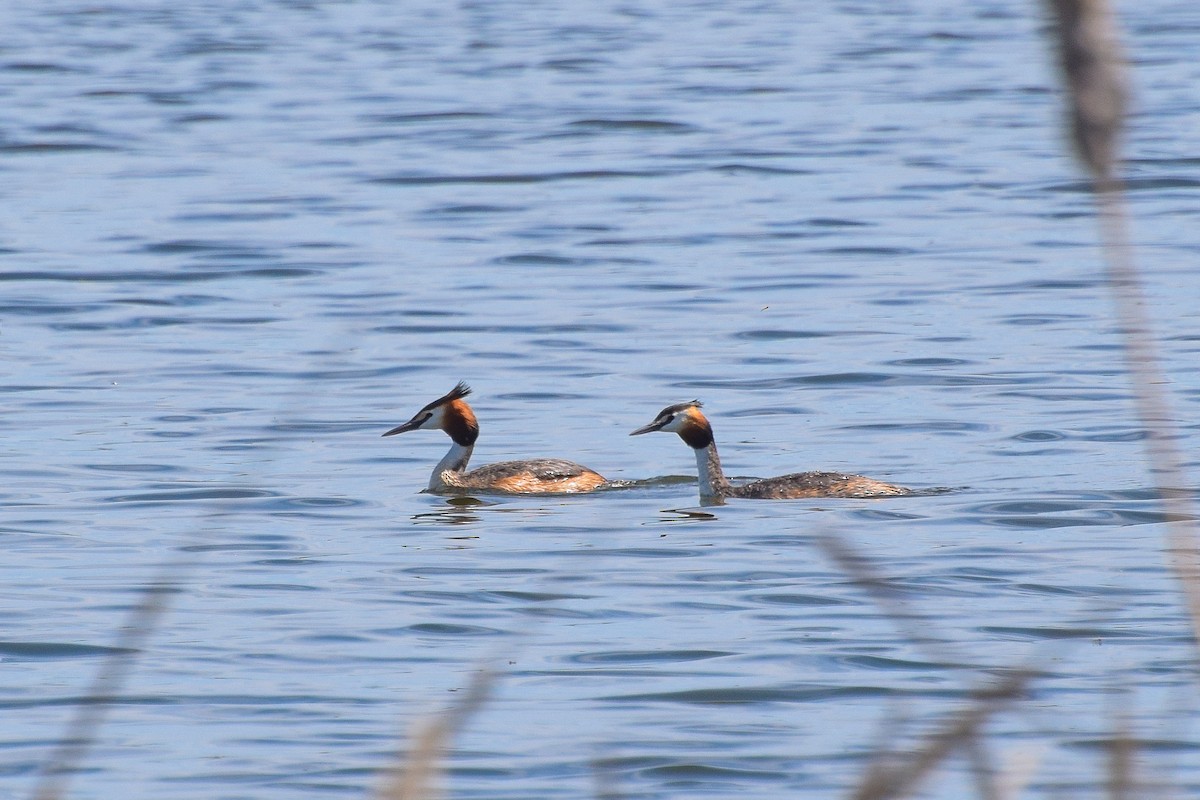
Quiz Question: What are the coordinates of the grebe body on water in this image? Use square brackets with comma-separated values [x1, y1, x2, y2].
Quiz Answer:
[383, 383, 607, 494]
[631, 401, 910, 503]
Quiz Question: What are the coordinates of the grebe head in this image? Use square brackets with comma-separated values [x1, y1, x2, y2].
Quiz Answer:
[630, 401, 714, 449]
[382, 381, 479, 446]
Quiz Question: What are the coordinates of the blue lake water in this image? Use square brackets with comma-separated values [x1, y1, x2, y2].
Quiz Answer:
[4, 1, 1200, 798]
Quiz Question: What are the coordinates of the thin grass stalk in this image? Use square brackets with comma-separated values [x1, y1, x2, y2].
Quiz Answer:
[1046, 0, 1200, 646]
[590, 752, 627, 800]
[29, 558, 195, 800]
[849, 669, 1035, 800]
[374, 667, 494, 800]
[815, 534, 965, 670]
[1095, 188, 1200, 642]
[819, 530, 1049, 800]
[1106, 707, 1135, 800]
[28, 365, 341, 798]
[963, 734, 1000, 800]
[993, 746, 1043, 800]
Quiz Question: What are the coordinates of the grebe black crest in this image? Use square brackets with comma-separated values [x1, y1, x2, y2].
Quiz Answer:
[383, 382, 607, 494]
[631, 401, 910, 503]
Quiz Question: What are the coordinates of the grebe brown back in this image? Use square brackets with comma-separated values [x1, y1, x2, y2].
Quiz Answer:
[383, 382, 607, 494]
[630, 401, 909, 503]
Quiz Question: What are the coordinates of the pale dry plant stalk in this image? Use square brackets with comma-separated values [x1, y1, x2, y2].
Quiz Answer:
[818, 533, 1042, 800]
[849, 669, 1035, 800]
[1047, 0, 1126, 186]
[29, 559, 195, 800]
[1047, 1, 1199, 795]
[1046, 0, 1200, 640]
[1106, 707, 1135, 800]
[27, 370, 341, 798]
[817, 534, 965, 669]
[374, 668, 494, 800]
[590, 752, 627, 800]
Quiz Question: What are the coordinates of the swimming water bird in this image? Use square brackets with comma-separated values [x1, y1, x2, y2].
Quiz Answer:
[383, 382, 607, 494]
[630, 401, 910, 503]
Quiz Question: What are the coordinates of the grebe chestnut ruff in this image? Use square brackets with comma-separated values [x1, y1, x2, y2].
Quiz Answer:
[631, 401, 910, 503]
[383, 382, 607, 494]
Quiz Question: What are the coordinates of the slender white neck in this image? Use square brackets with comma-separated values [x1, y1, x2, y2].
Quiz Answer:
[430, 440, 473, 490]
[694, 442, 731, 499]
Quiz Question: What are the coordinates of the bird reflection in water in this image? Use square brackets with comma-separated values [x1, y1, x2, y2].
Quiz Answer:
[411, 496, 494, 526]
[657, 507, 719, 521]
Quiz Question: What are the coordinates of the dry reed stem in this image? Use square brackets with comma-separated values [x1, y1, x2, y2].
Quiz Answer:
[1047, 0, 1127, 182]
[1106, 708, 1135, 800]
[374, 668, 494, 800]
[29, 559, 194, 800]
[963, 735, 1000, 800]
[849, 669, 1035, 800]
[1046, 0, 1200, 645]
[1094, 188, 1200, 643]
[993, 746, 1043, 800]
[818, 531, 1045, 800]
[1047, 2, 1196, 795]
[815, 534, 964, 669]
[590, 753, 627, 800]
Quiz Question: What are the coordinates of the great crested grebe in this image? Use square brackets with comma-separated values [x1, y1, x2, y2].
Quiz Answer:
[383, 382, 607, 494]
[630, 401, 910, 503]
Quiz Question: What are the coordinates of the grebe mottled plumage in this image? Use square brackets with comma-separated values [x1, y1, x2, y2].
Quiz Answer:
[383, 383, 607, 494]
[630, 401, 909, 503]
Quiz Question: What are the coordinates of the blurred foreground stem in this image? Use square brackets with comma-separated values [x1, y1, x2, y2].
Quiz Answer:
[1047, 0, 1200, 644]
